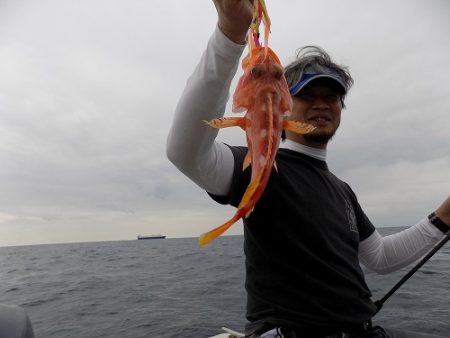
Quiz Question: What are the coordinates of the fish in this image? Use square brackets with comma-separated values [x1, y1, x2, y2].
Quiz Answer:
[198, 0, 315, 246]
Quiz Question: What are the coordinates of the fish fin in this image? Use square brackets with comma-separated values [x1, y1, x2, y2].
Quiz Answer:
[237, 171, 264, 218]
[199, 170, 262, 246]
[198, 214, 241, 247]
[261, 1, 270, 51]
[242, 151, 252, 171]
[260, 0, 271, 30]
[283, 120, 316, 134]
[204, 117, 245, 130]
[242, 173, 265, 218]
[238, 174, 260, 208]
[232, 104, 247, 113]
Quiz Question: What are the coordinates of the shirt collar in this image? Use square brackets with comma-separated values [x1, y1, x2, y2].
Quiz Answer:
[279, 139, 327, 161]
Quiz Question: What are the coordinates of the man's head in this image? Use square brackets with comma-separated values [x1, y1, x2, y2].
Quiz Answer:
[283, 46, 353, 148]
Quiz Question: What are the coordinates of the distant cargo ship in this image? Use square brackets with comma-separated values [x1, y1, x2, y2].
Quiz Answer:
[137, 234, 166, 240]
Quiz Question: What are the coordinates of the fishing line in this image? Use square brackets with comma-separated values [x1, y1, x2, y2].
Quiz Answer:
[374, 230, 450, 314]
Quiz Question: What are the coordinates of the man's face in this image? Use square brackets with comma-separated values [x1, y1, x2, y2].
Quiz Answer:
[286, 78, 344, 149]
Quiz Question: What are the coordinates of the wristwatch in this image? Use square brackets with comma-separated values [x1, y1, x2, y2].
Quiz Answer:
[428, 212, 450, 234]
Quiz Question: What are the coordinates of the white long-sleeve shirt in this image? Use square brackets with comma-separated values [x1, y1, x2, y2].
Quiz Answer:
[166, 25, 445, 274]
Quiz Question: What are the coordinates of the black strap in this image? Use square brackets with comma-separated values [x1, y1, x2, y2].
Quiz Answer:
[374, 231, 450, 313]
[428, 212, 450, 233]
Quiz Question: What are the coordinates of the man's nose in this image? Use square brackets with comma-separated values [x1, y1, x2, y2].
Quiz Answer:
[311, 97, 330, 109]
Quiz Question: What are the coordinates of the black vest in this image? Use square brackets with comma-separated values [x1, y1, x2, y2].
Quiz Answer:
[209, 146, 377, 333]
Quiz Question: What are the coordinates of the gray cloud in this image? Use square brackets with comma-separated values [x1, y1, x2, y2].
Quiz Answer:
[0, 0, 449, 246]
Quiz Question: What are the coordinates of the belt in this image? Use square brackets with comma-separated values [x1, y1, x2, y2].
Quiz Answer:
[278, 320, 373, 338]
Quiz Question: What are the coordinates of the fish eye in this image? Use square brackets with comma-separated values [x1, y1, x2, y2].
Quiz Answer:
[271, 64, 283, 79]
[250, 65, 263, 78]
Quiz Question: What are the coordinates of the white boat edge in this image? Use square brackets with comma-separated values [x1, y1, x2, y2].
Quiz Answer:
[208, 327, 244, 338]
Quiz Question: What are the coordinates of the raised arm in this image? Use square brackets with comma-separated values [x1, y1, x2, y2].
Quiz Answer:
[166, 1, 253, 195]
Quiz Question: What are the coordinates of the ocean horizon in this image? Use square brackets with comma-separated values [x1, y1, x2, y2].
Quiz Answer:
[1, 227, 449, 337]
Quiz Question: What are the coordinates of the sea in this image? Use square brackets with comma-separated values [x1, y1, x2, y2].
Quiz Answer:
[0, 227, 449, 338]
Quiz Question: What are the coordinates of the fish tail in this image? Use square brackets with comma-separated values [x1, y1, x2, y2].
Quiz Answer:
[198, 213, 242, 247]
[199, 170, 266, 247]
[238, 171, 263, 210]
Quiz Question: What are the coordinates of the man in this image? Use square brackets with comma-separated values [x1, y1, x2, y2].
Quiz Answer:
[166, 1, 450, 337]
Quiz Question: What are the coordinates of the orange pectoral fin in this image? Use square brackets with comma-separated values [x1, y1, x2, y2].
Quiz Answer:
[283, 120, 316, 134]
[204, 117, 246, 130]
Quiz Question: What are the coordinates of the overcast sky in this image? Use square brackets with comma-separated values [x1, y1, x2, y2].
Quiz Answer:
[0, 0, 449, 247]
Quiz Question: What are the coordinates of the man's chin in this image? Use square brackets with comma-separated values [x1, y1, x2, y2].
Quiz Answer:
[303, 131, 335, 145]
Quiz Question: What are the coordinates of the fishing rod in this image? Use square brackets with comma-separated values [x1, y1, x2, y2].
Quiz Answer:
[374, 230, 450, 313]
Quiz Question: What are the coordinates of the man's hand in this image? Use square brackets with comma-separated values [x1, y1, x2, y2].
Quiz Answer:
[212, 0, 254, 44]
[435, 195, 450, 228]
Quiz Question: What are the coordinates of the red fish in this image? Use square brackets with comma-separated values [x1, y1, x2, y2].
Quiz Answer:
[198, 1, 315, 246]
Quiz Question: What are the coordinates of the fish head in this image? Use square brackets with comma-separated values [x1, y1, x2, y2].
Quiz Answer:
[233, 47, 293, 114]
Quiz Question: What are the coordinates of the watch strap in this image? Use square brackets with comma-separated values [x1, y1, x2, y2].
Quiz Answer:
[428, 212, 450, 234]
